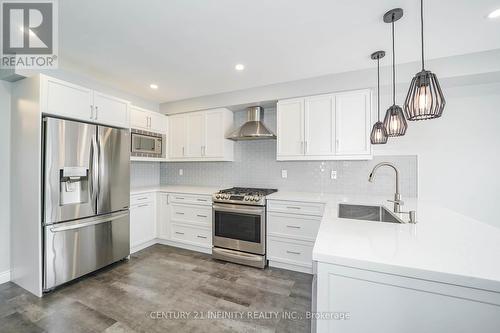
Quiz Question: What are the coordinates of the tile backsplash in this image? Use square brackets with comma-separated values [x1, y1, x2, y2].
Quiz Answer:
[157, 108, 418, 197]
[131, 161, 160, 187]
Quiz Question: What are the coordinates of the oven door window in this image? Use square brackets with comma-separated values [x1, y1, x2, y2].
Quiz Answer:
[214, 211, 261, 243]
[133, 135, 156, 152]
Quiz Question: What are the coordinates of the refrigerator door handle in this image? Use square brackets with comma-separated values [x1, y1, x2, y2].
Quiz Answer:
[49, 211, 129, 233]
[90, 135, 99, 212]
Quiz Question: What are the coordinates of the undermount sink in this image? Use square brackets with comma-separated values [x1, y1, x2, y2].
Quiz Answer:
[338, 204, 404, 224]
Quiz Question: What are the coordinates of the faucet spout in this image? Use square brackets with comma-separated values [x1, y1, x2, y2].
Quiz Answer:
[368, 162, 402, 213]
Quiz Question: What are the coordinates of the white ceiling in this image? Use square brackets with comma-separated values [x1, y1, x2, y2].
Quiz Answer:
[59, 0, 500, 103]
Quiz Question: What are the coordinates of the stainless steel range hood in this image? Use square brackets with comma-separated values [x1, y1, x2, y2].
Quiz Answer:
[227, 106, 276, 141]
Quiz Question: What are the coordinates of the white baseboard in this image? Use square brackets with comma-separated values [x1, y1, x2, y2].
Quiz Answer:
[156, 238, 212, 254]
[0, 270, 11, 284]
[130, 239, 158, 254]
[269, 260, 313, 274]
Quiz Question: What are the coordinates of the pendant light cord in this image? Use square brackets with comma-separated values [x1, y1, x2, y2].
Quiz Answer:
[377, 58, 381, 121]
[421, 0, 425, 70]
[391, 18, 396, 106]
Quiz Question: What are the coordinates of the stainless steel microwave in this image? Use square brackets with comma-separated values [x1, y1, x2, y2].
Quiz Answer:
[131, 129, 164, 158]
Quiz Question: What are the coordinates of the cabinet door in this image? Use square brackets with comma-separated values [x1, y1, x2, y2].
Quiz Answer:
[157, 193, 170, 240]
[304, 94, 335, 157]
[277, 98, 304, 159]
[130, 106, 149, 130]
[204, 110, 224, 158]
[186, 112, 205, 158]
[149, 111, 168, 134]
[93, 91, 130, 128]
[169, 115, 187, 158]
[41, 76, 93, 121]
[335, 90, 371, 156]
[130, 202, 155, 248]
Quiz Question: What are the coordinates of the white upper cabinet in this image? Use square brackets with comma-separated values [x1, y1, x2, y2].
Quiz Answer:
[41, 76, 94, 122]
[186, 112, 205, 157]
[168, 108, 234, 161]
[335, 90, 371, 157]
[93, 91, 130, 128]
[40, 75, 130, 129]
[277, 98, 304, 158]
[304, 94, 335, 157]
[168, 114, 188, 159]
[277, 89, 372, 160]
[130, 106, 168, 134]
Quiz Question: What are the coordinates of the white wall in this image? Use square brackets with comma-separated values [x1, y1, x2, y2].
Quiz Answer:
[0, 81, 11, 278]
[374, 82, 500, 226]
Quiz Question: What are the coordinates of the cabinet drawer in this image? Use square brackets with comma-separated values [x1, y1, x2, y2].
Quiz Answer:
[169, 193, 212, 206]
[130, 193, 154, 205]
[267, 212, 320, 241]
[171, 224, 212, 247]
[267, 237, 314, 268]
[170, 204, 211, 227]
[267, 200, 324, 216]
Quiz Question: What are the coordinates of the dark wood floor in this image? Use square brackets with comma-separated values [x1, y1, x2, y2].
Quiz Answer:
[0, 244, 312, 332]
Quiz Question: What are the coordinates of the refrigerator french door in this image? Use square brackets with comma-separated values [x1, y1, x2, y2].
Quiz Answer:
[42, 117, 130, 291]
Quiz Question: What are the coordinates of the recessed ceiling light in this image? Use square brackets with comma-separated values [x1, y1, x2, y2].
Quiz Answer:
[150, 84, 158, 90]
[235, 64, 245, 71]
[488, 8, 500, 18]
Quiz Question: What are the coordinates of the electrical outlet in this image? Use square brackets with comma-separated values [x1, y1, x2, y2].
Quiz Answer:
[179, 169, 183, 176]
[331, 170, 337, 180]
[281, 169, 288, 179]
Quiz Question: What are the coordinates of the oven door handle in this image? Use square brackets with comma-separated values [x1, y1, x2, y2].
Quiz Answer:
[213, 203, 265, 215]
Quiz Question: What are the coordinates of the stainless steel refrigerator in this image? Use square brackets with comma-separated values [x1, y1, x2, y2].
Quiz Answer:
[42, 117, 130, 291]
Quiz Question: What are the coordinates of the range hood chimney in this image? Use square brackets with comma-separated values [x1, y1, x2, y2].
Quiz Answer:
[227, 106, 276, 141]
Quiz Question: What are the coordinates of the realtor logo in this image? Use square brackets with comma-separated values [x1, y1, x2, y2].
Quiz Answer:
[1, 0, 58, 68]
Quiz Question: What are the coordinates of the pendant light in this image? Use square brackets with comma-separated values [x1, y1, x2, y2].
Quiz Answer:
[370, 51, 388, 145]
[404, 0, 445, 120]
[383, 8, 407, 137]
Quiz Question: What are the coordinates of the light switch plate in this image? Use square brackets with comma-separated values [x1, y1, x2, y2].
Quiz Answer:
[331, 170, 337, 180]
[281, 169, 288, 179]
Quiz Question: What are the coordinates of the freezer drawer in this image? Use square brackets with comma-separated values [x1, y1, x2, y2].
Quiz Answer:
[43, 211, 130, 291]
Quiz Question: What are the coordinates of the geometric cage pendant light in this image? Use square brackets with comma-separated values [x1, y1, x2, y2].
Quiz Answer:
[370, 50, 388, 144]
[383, 8, 408, 137]
[404, 0, 446, 120]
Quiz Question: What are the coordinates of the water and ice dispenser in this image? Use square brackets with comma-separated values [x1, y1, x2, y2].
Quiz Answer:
[59, 166, 89, 205]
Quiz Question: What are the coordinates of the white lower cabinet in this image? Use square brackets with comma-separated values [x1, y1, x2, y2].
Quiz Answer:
[315, 262, 500, 333]
[130, 194, 156, 251]
[267, 200, 324, 273]
[133, 191, 213, 254]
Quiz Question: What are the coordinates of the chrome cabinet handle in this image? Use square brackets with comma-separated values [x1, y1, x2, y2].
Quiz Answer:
[196, 199, 207, 202]
[175, 212, 185, 215]
[286, 206, 301, 210]
[197, 214, 207, 218]
[305, 141, 308, 154]
[90, 105, 94, 119]
[175, 231, 184, 235]
[197, 235, 207, 239]
[95, 106, 99, 120]
[286, 250, 301, 255]
[175, 197, 185, 200]
[301, 141, 304, 154]
[336, 138, 339, 150]
[138, 204, 148, 208]
[137, 197, 148, 201]
[182, 146, 185, 156]
[286, 225, 301, 229]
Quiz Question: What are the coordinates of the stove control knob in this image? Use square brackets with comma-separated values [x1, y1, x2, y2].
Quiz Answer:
[244, 196, 249, 201]
[225, 194, 230, 199]
[216, 194, 220, 199]
[253, 196, 259, 201]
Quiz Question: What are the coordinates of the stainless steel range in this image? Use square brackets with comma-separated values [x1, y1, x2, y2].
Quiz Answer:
[212, 187, 277, 268]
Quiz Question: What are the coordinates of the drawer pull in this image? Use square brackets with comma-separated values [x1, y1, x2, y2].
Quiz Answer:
[175, 197, 185, 200]
[175, 212, 185, 215]
[137, 197, 148, 201]
[286, 250, 301, 255]
[197, 214, 208, 218]
[286, 206, 301, 210]
[286, 225, 301, 229]
[175, 231, 185, 235]
[197, 235, 207, 239]
[197, 199, 207, 202]
[138, 204, 148, 208]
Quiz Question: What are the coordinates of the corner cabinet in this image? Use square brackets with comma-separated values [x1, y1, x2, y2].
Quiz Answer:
[277, 89, 372, 161]
[168, 108, 234, 161]
[40, 75, 130, 128]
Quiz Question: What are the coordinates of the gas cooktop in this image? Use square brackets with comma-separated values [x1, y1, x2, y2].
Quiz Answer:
[213, 187, 278, 206]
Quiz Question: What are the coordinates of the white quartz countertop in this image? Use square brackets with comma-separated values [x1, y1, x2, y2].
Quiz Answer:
[130, 185, 219, 196]
[267, 191, 500, 293]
